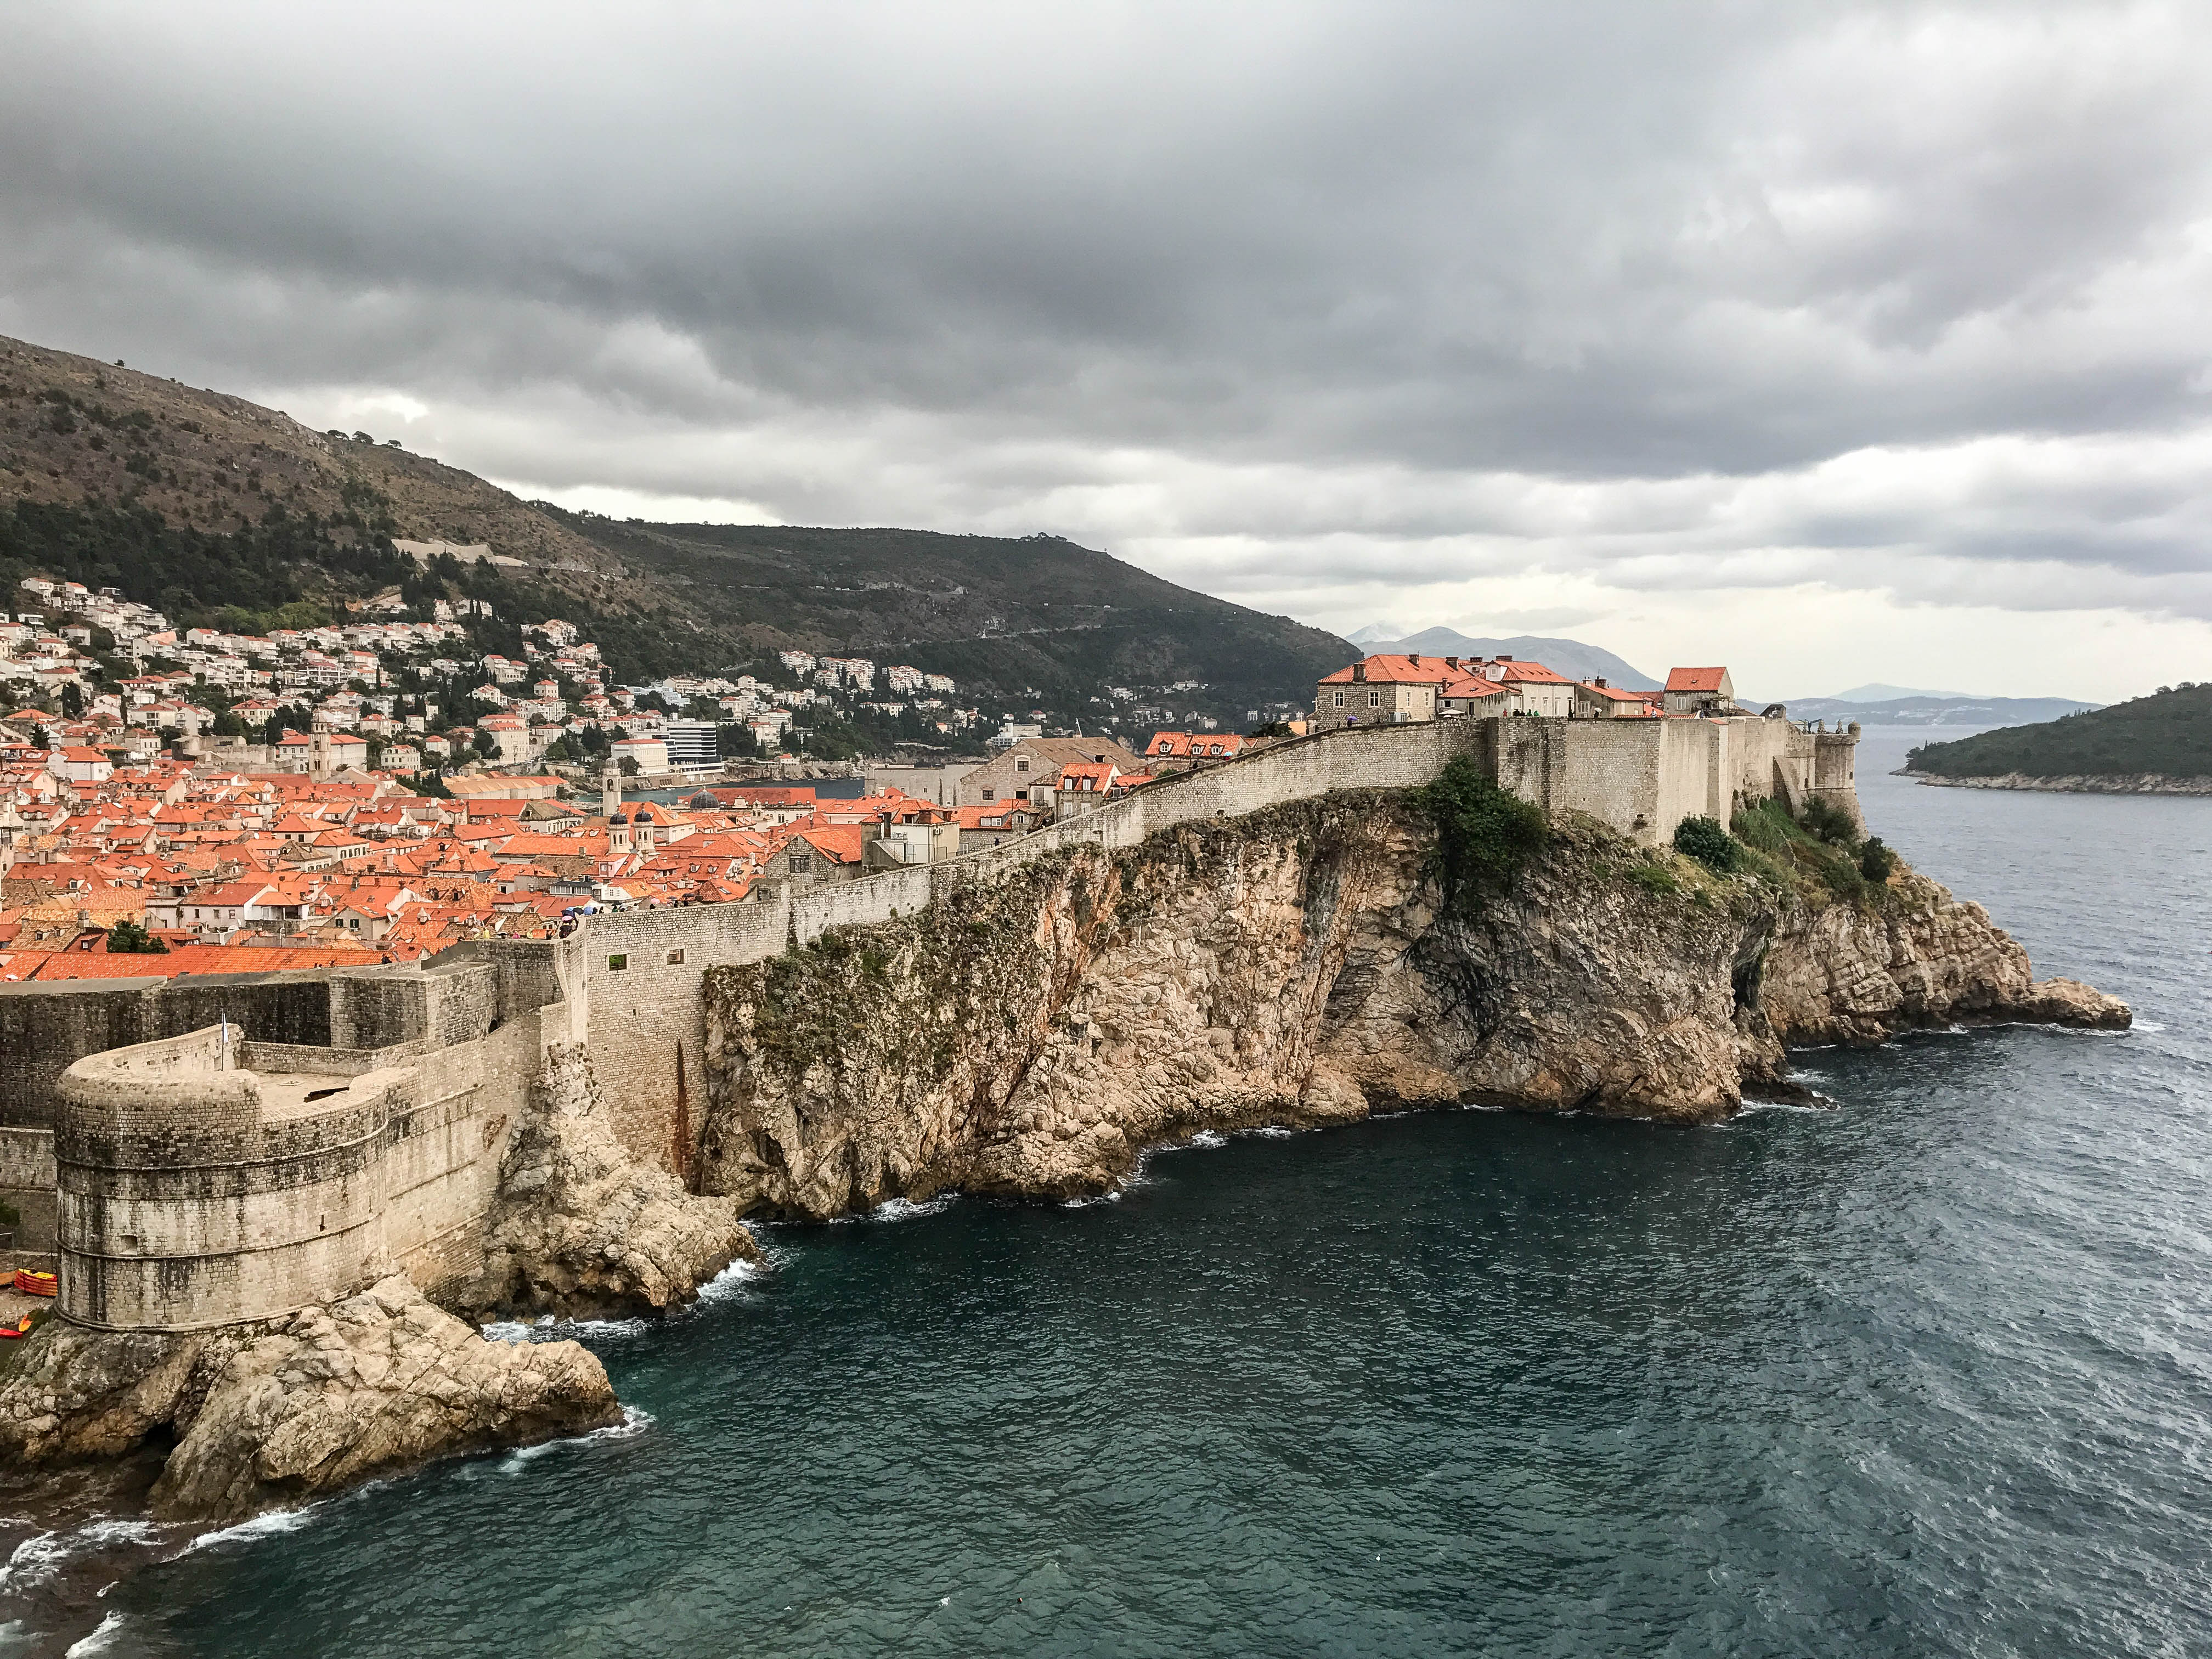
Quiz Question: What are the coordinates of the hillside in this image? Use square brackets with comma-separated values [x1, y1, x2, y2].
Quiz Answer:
[544, 515, 1357, 718]
[1905, 685, 2212, 782]
[1356, 628, 1658, 690]
[0, 332, 1353, 721]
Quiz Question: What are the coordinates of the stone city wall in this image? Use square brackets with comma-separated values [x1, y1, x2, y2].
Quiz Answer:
[50, 960, 541, 1331]
[568, 714, 1864, 1167]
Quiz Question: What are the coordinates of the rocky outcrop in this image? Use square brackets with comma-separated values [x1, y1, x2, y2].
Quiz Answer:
[1762, 868, 2129, 1042]
[0, 1278, 617, 1523]
[1907, 771, 2212, 794]
[458, 1042, 757, 1319]
[697, 793, 2128, 1211]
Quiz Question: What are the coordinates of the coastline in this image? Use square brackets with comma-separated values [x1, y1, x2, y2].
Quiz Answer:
[1898, 770, 2212, 795]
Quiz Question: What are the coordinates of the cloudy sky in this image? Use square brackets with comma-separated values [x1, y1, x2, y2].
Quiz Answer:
[5, 2, 2210, 698]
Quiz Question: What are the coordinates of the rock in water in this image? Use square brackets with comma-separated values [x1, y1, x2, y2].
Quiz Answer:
[458, 1042, 759, 1319]
[0, 1279, 619, 1524]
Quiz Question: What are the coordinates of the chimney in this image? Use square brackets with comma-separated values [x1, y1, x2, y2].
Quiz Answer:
[1446, 656, 1460, 668]
[1352, 662, 1366, 682]
[1496, 654, 1514, 663]
[1594, 677, 1606, 688]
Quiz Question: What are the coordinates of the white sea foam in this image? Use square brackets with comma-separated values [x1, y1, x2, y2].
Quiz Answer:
[185, 1502, 321, 1554]
[1251, 1125, 1294, 1138]
[63, 1611, 129, 1656]
[1184, 1130, 1228, 1149]
[496, 1405, 653, 1472]
[871, 1194, 956, 1221]
[692, 1254, 775, 1307]
[0, 1521, 164, 1592]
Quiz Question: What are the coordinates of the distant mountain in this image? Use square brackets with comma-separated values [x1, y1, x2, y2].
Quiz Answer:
[1346, 620, 1413, 646]
[1903, 685, 2212, 782]
[1355, 629, 1660, 691]
[1817, 681, 1971, 703]
[1782, 695, 2101, 728]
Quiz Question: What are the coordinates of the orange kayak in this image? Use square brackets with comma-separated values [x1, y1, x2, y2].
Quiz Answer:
[0, 1316, 31, 1339]
[14, 1271, 56, 1296]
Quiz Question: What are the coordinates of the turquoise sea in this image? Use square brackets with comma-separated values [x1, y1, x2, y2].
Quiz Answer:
[12, 729, 2211, 1656]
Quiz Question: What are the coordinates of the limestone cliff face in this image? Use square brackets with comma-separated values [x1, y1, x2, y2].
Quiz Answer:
[1761, 871, 2121, 1043]
[457, 1042, 758, 1320]
[697, 794, 2126, 1215]
[0, 1278, 617, 1523]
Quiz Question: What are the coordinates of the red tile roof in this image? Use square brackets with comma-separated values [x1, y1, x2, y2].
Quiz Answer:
[1664, 667, 1730, 693]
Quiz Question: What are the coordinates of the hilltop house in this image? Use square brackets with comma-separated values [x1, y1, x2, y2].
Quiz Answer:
[1663, 667, 1737, 716]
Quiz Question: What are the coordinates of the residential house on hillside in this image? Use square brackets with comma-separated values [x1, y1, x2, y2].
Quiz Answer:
[957, 737, 1146, 806]
[1314, 655, 1448, 730]
[1476, 658, 1575, 716]
[1144, 731, 1250, 771]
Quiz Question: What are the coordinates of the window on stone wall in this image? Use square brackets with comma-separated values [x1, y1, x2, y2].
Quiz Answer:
[1369, 689, 1381, 708]
[1333, 691, 1345, 707]
[1016, 758, 1029, 772]
[608, 954, 628, 970]
[667, 948, 684, 964]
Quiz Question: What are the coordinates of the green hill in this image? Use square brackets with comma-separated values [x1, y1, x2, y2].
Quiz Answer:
[1906, 684, 2212, 781]
[0, 331, 1353, 724]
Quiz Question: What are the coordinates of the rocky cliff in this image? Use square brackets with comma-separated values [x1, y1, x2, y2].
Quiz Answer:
[696, 792, 2125, 1214]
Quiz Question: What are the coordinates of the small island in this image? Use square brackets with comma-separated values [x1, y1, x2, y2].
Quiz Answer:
[1904, 683, 2212, 794]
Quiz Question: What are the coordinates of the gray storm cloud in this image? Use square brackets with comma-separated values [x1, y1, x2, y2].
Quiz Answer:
[2, 1, 2209, 693]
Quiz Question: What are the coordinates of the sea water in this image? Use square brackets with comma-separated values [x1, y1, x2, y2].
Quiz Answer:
[19, 729, 2212, 1656]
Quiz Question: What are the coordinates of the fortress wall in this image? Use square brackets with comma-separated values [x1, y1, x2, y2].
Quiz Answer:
[1657, 720, 1720, 831]
[0, 1126, 55, 1251]
[571, 721, 1493, 1166]
[53, 1002, 539, 1330]
[381, 1016, 540, 1301]
[797, 864, 935, 944]
[581, 902, 790, 1169]
[0, 974, 334, 1131]
[56, 1031, 408, 1330]
[1811, 730, 1865, 832]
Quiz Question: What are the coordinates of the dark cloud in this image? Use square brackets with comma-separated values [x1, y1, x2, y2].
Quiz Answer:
[3, 2, 2210, 693]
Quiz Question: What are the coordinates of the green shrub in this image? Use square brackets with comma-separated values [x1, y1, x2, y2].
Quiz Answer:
[1672, 814, 1736, 873]
[1729, 800, 1797, 855]
[1800, 795, 1859, 846]
[1417, 757, 1548, 915]
[1627, 862, 1679, 897]
[1859, 837, 1897, 881]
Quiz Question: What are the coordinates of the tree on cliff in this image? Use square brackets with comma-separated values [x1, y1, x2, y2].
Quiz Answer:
[1418, 757, 1548, 915]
